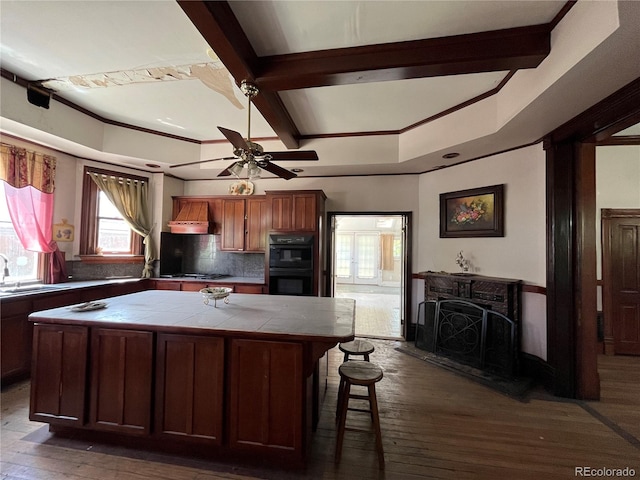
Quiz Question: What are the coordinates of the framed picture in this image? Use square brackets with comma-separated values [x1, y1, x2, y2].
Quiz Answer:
[440, 184, 504, 238]
[53, 219, 75, 242]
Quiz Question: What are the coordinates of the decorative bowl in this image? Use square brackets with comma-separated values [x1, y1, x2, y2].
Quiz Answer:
[200, 287, 232, 307]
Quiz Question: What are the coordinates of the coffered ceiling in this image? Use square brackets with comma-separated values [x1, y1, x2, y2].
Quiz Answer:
[0, 1, 638, 180]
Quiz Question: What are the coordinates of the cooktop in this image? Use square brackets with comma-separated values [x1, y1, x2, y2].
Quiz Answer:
[159, 273, 230, 280]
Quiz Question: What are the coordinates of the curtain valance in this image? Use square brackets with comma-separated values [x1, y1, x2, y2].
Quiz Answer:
[0, 142, 56, 193]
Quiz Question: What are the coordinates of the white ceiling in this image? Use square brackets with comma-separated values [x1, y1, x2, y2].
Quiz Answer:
[0, 1, 638, 181]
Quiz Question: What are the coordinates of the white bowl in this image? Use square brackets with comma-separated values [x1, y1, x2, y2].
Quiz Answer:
[200, 287, 232, 306]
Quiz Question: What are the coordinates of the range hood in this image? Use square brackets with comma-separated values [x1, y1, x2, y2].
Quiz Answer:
[168, 202, 209, 234]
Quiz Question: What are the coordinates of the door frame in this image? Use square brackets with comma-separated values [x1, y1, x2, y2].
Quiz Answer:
[602, 208, 640, 355]
[543, 76, 640, 399]
[326, 211, 412, 340]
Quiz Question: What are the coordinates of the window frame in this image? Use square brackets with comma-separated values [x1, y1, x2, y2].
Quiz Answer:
[79, 167, 145, 257]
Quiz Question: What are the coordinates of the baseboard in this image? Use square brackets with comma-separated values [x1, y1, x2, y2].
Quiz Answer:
[520, 352, 554, 390]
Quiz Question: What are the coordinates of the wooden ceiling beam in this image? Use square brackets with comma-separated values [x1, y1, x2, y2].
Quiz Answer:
[255, 25, 551, 91]
[176, 0, 300, 148]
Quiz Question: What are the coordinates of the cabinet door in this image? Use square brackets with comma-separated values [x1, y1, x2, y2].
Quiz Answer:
[234, 284, 265, 294]
[155, 334, 224, 444]
[269, 194, 293, 231]
[292, 193, 317, 232]
[90, 328, 153, 435]
[229, 339, 303, 453]
[221, 199, 246, 251]
[245, 197, 268, 252]
[30, 324, 88, 426]
[1, 299, 32, 383]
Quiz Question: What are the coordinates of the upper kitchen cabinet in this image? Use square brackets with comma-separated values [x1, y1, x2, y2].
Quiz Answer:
[220, 197, 268, 252]
[266, 191, 326, 233]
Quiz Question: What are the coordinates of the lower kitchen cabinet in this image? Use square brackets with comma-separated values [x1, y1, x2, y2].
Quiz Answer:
[229, 339, 303, 453]
[29, 324, 89, 426]
[155, 334, 224, 444]
[89, 328, 153, 435]
[1, 300, 32, 384]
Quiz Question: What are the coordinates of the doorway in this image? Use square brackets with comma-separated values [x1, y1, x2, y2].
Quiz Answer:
[328, 213, 411, 340]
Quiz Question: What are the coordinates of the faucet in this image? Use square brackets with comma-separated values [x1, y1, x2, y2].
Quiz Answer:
[0, 253, 9, 285]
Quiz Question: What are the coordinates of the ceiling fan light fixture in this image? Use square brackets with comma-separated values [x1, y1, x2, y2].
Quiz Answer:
[229, 161, 245, 177]
[248, 162, 261, 180]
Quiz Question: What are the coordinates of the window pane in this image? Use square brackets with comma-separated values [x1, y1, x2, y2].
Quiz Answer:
[96, 190, 134, 253]
[97, 218, 131, 252]
[0, 182, 39, 282]
[98, 191, 121, 218]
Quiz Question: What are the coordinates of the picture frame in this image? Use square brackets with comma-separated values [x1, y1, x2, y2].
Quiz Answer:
[440, 184, 504, 238]
[53, 219, 75, 242]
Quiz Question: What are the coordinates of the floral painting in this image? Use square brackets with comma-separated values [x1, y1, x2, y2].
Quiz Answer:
[440, 184, 504, 237]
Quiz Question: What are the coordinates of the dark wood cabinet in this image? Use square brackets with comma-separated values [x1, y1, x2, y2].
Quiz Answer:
[155, 334, 224, 445]
[292, 193, 318, 232]
[89, 328, 153, 435]
[423, 272, 521, 322]
[266, 190, 325, 233]
[229, 339, 303, 454]
[245, 197, 268, 251]
[29, 324, 88, 426]
[1, 280, 146, 386]
[268, 193, 294, 231]
[221, 197, 268, 252]
[221, 198, 246, 251]
[1, 300, 32, 384]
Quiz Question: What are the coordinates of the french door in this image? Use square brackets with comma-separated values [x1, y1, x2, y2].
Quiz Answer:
[335, 232, 380, 285]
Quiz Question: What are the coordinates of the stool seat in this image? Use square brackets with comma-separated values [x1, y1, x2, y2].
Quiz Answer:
[339, 360, 383, 384]
[335, 360, 384, 469]
[339, 339, 375, 362]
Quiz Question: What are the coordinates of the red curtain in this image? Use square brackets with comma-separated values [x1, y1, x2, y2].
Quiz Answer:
[1, 143, 67, 283]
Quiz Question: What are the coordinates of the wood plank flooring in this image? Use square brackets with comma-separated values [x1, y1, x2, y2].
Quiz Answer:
[2, 340, 639, 479]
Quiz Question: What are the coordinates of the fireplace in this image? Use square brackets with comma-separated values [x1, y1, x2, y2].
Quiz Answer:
[416, 272, 522, 378]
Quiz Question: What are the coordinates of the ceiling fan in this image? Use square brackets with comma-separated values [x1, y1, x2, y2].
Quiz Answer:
[170, 80, 318, 180]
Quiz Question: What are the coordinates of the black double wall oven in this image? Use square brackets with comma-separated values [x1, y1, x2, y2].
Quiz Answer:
[268, 234, 314, 296]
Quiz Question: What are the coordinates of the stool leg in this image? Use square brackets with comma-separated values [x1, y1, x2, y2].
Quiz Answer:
[368, 384, 385, 470]
[335, 376, 345, 424]
[335, 381, 351, 464]
[364, 353, 370, 361]
[343, 352, 349, 363]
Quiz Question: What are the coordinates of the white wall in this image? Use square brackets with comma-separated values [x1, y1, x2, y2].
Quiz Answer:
[595, 145, 640, 279]
[595, 144, 640, 312]
[417, 143, 547, 359]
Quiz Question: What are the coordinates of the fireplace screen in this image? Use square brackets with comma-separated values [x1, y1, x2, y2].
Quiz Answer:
[416, 299, 517, 378]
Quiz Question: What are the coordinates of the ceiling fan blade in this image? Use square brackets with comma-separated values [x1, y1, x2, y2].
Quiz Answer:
[260, 161, 297, 180]
[170, 156, 237, 168]
[218, 126, 249, 150]
[217, 161, 238, 177]
[263, 150, 319, 161]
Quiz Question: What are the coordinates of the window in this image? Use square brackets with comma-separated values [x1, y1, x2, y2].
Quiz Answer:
[0, 182, 40, 282]
[80, 167, 144, 256]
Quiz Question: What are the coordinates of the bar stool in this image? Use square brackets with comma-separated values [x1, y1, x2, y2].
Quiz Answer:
[335, 361, 385, 470]
[339, 339, 375, 362]
[336, 340, 375, 420]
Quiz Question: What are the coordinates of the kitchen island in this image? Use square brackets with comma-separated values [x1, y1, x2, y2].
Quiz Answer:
[28, 290, 355, 467]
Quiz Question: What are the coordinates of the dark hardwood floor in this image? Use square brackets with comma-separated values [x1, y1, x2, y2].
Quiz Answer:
[2, 339, 638, 479]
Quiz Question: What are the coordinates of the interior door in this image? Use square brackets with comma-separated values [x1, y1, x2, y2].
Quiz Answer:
[354, 233, 379, 285]
[603, 209, 640, 355]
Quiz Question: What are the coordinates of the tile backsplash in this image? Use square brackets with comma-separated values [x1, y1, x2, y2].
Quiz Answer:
[66, 234, 266, 281]
[162, 233, 265, 278]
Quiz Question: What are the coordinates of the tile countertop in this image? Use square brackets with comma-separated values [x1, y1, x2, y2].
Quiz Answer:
[156, 276, 265, 284]
[0, 276, 266, 300]
[28, 290, 355, 342]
